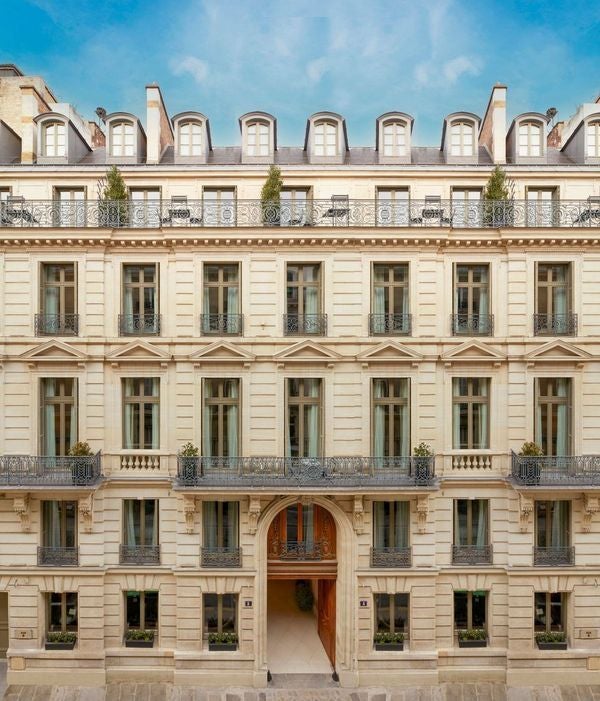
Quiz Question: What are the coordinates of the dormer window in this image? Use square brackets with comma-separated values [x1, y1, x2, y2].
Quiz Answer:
[111, 121, 134, 157]
[44, 122, 66, 158]
[587, 121, 600, 158]
[382, 121, 407, 157]
[518, 121, 542, 157]
[314, 121, 337, 157]
[450, 121, 474, 157]
[247, 121, 269, 156]
[178, 121, 202, 157]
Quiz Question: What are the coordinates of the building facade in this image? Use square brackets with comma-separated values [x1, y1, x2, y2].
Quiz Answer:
[1, 64, 600, 687]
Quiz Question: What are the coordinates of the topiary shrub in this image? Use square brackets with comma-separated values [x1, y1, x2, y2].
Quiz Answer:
[294, 579, 314, 612]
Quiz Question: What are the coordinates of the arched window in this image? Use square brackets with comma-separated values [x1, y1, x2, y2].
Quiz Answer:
[518, 121, 542, 157]
[450, 121, 474, 157]
[178, 121, 202, 156]
[587, 120, 600, 158]
[247, 121, 269, 156]
[314, 121, 337, 157]
[111, 121, 135, 157]
[382, 121, 407, 157]
[44, 122, 66, 157]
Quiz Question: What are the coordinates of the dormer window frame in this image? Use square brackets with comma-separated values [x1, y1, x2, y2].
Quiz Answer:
[518, 120, 543, 158]
[313, 120, 338, 158]
[376, 112, 413, 165]
[449, 120, 475, 158]
[42, 120, 67, 158]
[442, 112, 480, 165]
[110, 120, 135, 158]
[239, 112, 275, 164]
[586, 119, 600, 159]
[246, 119, 270, 157]
[509, 113, 549, 163]
[382, 120, 407, 158]
[177, 120, 203, 158]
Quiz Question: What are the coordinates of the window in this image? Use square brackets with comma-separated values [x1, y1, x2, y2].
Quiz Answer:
[268, 503, 335, 560]
[122, 378, 160, 449]
[54, 189, 85, 227]
[287, 378, 321, 458]
[453, 500, 490, 564]
[376, 189, 409, 226]
[452, 188, 482, 227]
[382, 121, 407, 157]
[42, 501, 77, 549]
[247, 121, 269, 156]
[203, 379, 240, 457]
[203, 593, 237, 636]
[534, 592, 566, 633]
[373, 502, 409, 549]
[47, 593, 78, 633]
[121, 264, 159, 335]
[526, 188, 558, 227]
[280, 188, 310, 226]
[535, 501, 571, 563]
[518, 121, 542, 157]
[371, 263, 409, 334]
[454, 591, 486, 631]
[178, 121, 202, 156]
[374, 593, 408, 635]
[452, 378, 489, 450]
[535, 378, 571, 456]
[44, 122, 66, 158]
[372, 379, 410, 457]
[122, 500, 159, 562]
[202, 264, 241, 334]
[129, 189, 161, 228]
[40, 378, 77, 456]
[535, 264, 573, 335]
[203, 188, 236, 226]
[453, 264, 491, 335]
[203, 502, 239, 550]
[314, 121, 337, 157]
[125, 591, 158, 630]
[285, 263, 323, 335]
[111, 121, 135, 157]
[450, 121, 474, 157]
[587, 121, 600, 158]
[39, 263, 77, 335]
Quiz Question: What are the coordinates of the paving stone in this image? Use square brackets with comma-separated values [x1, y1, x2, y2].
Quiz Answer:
[368, 692, 387, 701]
[431, 689, 445, 701]
[506, 689, 534, 701]
[463, 685, 479, 701]
[446, 685, 464, 701]
[490, 685, 506, 701]
[558, 688, 580, 701]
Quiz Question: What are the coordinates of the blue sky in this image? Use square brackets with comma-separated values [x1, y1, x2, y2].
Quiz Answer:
[1, 0, 599, 147]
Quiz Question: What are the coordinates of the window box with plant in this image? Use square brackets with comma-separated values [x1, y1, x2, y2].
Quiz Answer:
[67, 440, 96, 485]
[535, 631, 567, 650]
[45, 631, 77, 650]
[457, 628, 488, 648]
[412, 442, 434, 480]
[208, 631, 239, 651]
[517, 442, 544, 484]
[374, 631, 404, 651]
[124, 629, 155, 648]
[177, 442, 200, 482]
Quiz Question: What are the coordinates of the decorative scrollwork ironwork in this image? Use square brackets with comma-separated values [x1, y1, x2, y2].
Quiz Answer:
[200, 314, 243, 335]
[533, 546, 574, 566]
[452, 545, 493, 565]
[119, 545, 161, 565]
[533, 313, 578, 336]
[370, 546, 412, 568]
[511, 451, 600, 486]
[0, 453, 102, 486]
[369, 313, 412, 335]
[118, 314, 161, 336]
[34, 313, 79, 336]
[37, 546, 79, 566]
[277, 540, 324, 560]
[201, 546, 241, 568]
[283, 314, 327, 336]
[451, 314, 494, 336]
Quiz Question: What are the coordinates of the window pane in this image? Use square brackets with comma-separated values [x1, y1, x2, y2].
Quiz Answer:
[454, 591, 468, 628]
[126, 591, 141, 628]
[144, 591, 159, 629]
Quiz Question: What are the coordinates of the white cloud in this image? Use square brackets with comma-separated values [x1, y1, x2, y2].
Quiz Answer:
[306, 57, 328, 84]
[170, 56, 209, 84]
[442, 55, 481, 84]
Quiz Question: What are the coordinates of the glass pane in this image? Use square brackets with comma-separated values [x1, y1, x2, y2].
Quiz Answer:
[221, 594, 237, 633]
[454, 591, 468, 628]
[65, 592, 78, 631]
[48, 593, 63, 631]
[375, 594, 391, 633]
[144, 591, 159, 629]
[534, 592, 547, 631]
[393, 594, 408, 632]
[204, 593, 218, 633]
[472, 592, 486, 627]
[126, 591, 141, 628]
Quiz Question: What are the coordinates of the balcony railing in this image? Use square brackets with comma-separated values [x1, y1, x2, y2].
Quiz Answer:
[451, 313, 494, 336]
[119, 545, 161, 565]
[37, 546, 79, 566]
[533, 313, 578, 336]
[201, 546, 241, 568]
[2, 199, 599, 229]
[34, 313, 79, 336]
[370, 546, 412, 568]
[452, 544, 493, 565]
[200, 313, 243, 335]
[275, 540, 325, 560]
[177, 455, 435, 488]
[534, 546, 574, 567]
[369, 313, 412, 336]
[283, 314, 327, 336]
[511, 451, 600, 486]
[0, 453, 102, 486]
[118, 314, 161, 336]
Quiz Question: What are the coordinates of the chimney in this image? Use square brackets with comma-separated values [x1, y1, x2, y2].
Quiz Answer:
[547, 121, 564, 149]
[87, 121, 106, 149]
[19, 84, 49, 164]
[146, 83, 173, 164]
[479, 83, 507, 164]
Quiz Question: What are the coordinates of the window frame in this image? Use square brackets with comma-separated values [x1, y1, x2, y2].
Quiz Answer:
[452, 377, 490, 450]
[535, 500, 571, 548]
[202, 501, 239, 548]
[371, 378, 410, 457]
[382, 120, 407, 158]
[453, 590, 487, 632]
[121, 377, 160, 450]
[203, 593, 238, 637]
[122, 499, 159, 547]
[286, 378, 323, 458]
[46, 592, 78, 633]
[371, 262, 409, 318]
[121, 263, 158, 316]
[587, 121, 600, 158]
[534, 592, 567, 633]
[453, 499, 489, 546]
[246, 120, 270, 157]
[374, 593, 409, 636]
[534, 378, 572, 455]
[43, 121, 67, 158]
[178, 120, 203, 157]
[40, 262, 77, 316]
[286, 263, 322, 317]
[454, 263, 490, 318]
[40, 377, 78, 456]
[535, 263, 571, 317]
[110, 121, 135, 158]
[42, 500, 77, 548]
[449, 120, 475, 157]
[125, 590, 159, 631]
[518, 121, 543, 158]
[313, 120, 338, 157]
[202, 378, 241, 458]
[372, 501, 410, 549]
[203, 263, 240, 316]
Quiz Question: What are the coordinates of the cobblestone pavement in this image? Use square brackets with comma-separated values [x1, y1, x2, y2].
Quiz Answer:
[4, 685, 600, 701]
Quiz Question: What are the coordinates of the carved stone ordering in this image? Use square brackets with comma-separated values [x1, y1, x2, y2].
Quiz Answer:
[78, 495, 93, 533]
[353, 495, 364, 534]
[417, 495, 429, 534]
[583, 494, 600, 533]
[183, 495, 197, 534]
[13, 495, 30, 532]
[519, 494, 534, 533]
[248, 497, 261, 535]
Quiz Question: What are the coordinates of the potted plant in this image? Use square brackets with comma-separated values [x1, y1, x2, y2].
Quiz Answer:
[260, 164, 282, 226]
[458, 628, 487, 648]
[178, 442, 200, 482]
[45, 631, 77, 650]
[208, 631, 239, 651]
[412, 442, 434, 480]
[294, 579, 314, 612]
[535, 631, 567, 650]
[517, 441, 544, 484]
[125, 629, 155, 648]
[483, 165, 515, 227]
[374, 631, 404, 651]
[67, 440, 95, 484]
[98, 165, 128, 227]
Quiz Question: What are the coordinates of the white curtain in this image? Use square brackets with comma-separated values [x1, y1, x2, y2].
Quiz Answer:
[225, 502, 238, 548]
[374, 502, 386, 548]
[535, 380, 543, 451]
[373, 380, 385, 458]
[554, 272, 567, 316]
[45, 287, 59, 316]
[203, 501, 217, 548]
[305, 379, 320, 457]
[43, 501, 61, 547]
[477, 381, 489, 449]
[395, 501, 409, 548]
[475, 500, 488, 547]
[303, 504, 314, 546]
[150, 501, 158, 546]
[551, 501, 568, 547]
[305, 287, 318, 316]
[150, 379, 159, 449]
[227, 286, 238, 332]
[452, 380, 462, 449]
[556, 379, 569, 456]
[202, 384, 212, 458]
[69, 381, 78, 451]
[399, 380, 409, 456]
[478, 272, 489, 318]
[43, 380, 56, 456]
[226, 381, 239, 457]
[125, 500, 137, 546]
[373, 286, 385, 333]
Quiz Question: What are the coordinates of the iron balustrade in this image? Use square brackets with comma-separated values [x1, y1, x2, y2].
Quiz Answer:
[277, 540, 324, 560]
[370, 546, 412, 568]
[200, 314, 243, 335]
[511, 451, 600, 486]
[34, 313, 79, 336]
[37, 546, 79, 567]
[283, 314, 328, 336]
[119, 545, 161, 565]
[533, 546, 574, 567]
[533, 313, 578, 336]
[201, 546, 242, 568]
[451, 314, 494, 336]
[1, 199, 599, 229]
[452, 545, 493, 565]
[177, 455, 435, 487]
[0, 453, 102, 486]
[118, 314, 161, 336]
[369, 313, 412, 336]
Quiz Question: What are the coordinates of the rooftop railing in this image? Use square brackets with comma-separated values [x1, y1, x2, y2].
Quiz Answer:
[0, 453, 102, 487]
[1, 199, 599, 229]
[511, 451, 600, 486]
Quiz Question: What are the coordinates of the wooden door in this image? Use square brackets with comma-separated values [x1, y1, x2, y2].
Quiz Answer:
[317, 579, 336, 667]
[0, 593, 8, 657]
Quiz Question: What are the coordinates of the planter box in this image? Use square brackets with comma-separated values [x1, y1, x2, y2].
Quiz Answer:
[125, 639, 154, 648]
[374, 642, 404, 651]
[537, 641, 567, 650]
[458, 639, 487, 648]
[208, 642, 238, 652]
[45, 640, 76, 650]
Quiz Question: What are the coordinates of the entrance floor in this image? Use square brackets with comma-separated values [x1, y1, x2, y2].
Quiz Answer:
[267, 579, 332, 674]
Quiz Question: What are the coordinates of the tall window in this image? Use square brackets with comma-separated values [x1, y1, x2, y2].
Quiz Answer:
[40, 378, 77, 456]
[372, 379, 410, 457]
[287, 378, 321, 458]
[536, 264, 573, 335]
[454, 591, 486, 631]
[203, 502, 239, 550]
[111, 122, 135, 157]
[202, 264, 240, 334]
[535, 378, 571, 456]
[587, 121, 600, 158]
[382, 121, 407, 157]
[123, 500, 159, 549]
[518, 122, 542, 157]
[450, 122, 474, 157]
[42, 501, 77, 549]
[285, 263, 322, 335]
[122, 378, 160, 450]
[280, 188, 310, 226]
[44, 122, 66, 157]
[284, 503, 315, 548]
[376, 188, 409, 227]
[534, 592, 566, 633]
[55, 189, 85, 227]
[202, 379, 239, 457]
[126, 591, 158, 630]
[371, 263, 409, 333]
[129, 189, 161, 228]
[452, 188, 482, 227]
[121, 264, 159, 335]
[453, 500, 489, 564]
[247, 121, 269, 156]
[203, 188, 236, 227]
[373, 502, 409, 549]
[452, 378, 489, 450]
[39, 263, 77, 335]
[453, 264, 491, 335]
[203, 593, 237, 636]
[374, 594, 408, 635]
[526, 189, 557, 227]
[47, 593, 78, 633]
[178, 121, 202, 156]
[536, 501, 570, 549]
[314, 121, 337, 157]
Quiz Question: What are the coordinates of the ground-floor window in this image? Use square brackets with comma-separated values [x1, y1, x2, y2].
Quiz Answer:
[374, 593, 409, 635]
[454, 590, 486, 631]
[203, 593, 237, 636]
[47, 592, 78, 632]
[125, 590, 159, 630]
[534, 592, 566, 632]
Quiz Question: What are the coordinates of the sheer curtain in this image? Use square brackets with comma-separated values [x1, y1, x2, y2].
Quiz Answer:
[452, 380, 462, 449]
[43, 380, 56, 456]
[475, 500, 488, 547]
[556, 379, 569, 457]
[202, 384, 212, 458]
[150, 379, 160, 449]
[477, 381, 489, 449]
[395, 501, 409, 548]
[373, 285, 385, 333]
[399, 379, 409, 456]
[69, 380, 78, 451]
[203, 501, 217, 548]
[551, 501, 568, 547]
[305, 287, 318, 316]
[226, 381, 239, 457]
[225, 502, 238, 548]
[554, 269, 567, 316]
[227, 285, 238, 332]
[125, 500, 137, 546]
[44, 286, 59, 316]
[454, 501, 466, 546]
[373, 380, 385, 458]
[374, 502, 386, 548]
[149, 500, 158, 546]
[306, 379, 320, 457]
[479, 270, 489, 319]
[303, 504, 314, 546]
[123, 380, 134, 450]
[43, 501, 61, 547]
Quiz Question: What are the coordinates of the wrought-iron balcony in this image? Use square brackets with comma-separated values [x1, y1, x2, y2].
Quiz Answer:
[34, 313, 79, 336]
[511, 451, 600, 486]
[2, 199, 600, 229]
[275, 540, 325, 561]
[177, 455, 435, 488]
[451, 314, 494, 336]
[119, 545, 161, 565]
[200, 313, 243, 336]
[533, 546, 574, 567]
[452, 544, 493, 565]
[533, 313, 578, 336]
[37, 546, 79, 566]
[284, 314, 327, 336]
[201, 546, 241, 568]
[0, 453, 102, 487]
[370, 546, 412, 568]
[369, 313, 412, 336]
[118, 314, 161, 336]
